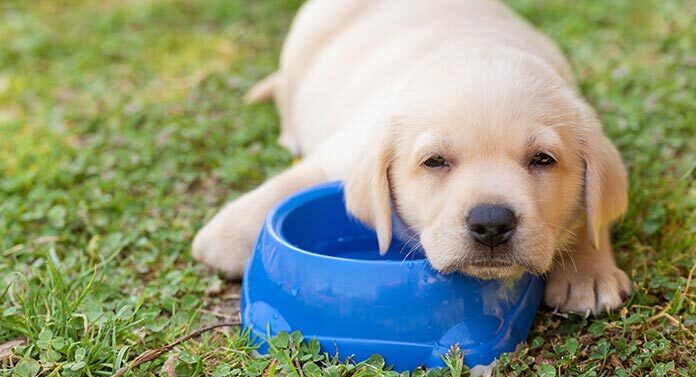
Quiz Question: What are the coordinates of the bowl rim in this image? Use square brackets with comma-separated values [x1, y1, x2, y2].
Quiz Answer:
[265, 181, 433, 267]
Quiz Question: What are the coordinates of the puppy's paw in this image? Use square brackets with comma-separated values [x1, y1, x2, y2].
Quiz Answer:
[545, 264, 631, 315]
[192, 201, 263, 279]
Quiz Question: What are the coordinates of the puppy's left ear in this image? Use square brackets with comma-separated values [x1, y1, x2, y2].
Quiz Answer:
[344, 120, 395, 254]
[580, 104, 628, 250]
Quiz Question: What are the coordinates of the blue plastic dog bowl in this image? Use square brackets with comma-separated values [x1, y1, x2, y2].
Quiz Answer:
[241, 182, 544, 370]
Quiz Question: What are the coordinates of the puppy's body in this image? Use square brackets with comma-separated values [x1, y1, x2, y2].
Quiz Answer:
[194, 0, 631, 315]
[272, 0, 573, 173]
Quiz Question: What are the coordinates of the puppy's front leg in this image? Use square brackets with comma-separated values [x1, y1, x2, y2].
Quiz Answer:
[192, 160, 326, 278]
[545, 227, 631, 315]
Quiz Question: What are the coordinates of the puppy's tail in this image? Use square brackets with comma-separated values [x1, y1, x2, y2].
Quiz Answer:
[244, 72, 279, 104]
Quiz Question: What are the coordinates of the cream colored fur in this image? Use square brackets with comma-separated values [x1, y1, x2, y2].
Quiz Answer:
[193, 0, 630, 315]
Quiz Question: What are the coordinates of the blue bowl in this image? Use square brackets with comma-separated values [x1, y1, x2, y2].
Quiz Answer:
[241, 182, 544, 370]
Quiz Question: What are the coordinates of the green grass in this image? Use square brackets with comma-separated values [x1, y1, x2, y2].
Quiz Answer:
[0, 0, 693, 376]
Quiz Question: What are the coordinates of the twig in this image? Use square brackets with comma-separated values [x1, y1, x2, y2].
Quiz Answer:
[290, 341, 305, 377]
[221, 292, 241, 300]
[648, 304, 673, 323]
[649, 312, 679, 326]
[110, 317, 241, 377]
[262, 359, 278, 377]
[630, 305, 656, 310]
[0, 338, 26, 361]
[648, 306, 695, 338]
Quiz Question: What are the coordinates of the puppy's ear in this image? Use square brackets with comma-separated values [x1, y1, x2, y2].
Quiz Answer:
[580, 105, 628, 250]
[344, 123, 394, 254]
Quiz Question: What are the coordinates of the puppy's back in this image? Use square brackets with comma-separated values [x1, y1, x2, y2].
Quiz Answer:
[274, 0, 574, 154]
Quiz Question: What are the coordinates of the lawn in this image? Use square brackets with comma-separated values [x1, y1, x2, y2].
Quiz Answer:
[0, 0, 694, 376]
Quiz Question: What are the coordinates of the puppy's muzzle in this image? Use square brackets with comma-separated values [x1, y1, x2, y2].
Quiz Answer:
[466, 204, 517, 248]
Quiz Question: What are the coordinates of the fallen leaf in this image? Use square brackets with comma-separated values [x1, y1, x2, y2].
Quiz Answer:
[161, 353, 179, 377]
[0, 338, 26, 360]
[205, 280, 223, 296]
[610, 354, 623, 370]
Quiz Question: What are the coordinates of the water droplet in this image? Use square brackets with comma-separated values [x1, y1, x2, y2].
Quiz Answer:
[407, 261, 414, 269]
[291, 287, 299, 296]
[273, 310, 279, 319]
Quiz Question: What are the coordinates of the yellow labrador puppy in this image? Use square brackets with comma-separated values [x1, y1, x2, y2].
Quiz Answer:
[193, 0, 631, 315]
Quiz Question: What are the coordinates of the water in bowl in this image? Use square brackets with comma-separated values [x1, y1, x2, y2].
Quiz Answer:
[278, 191, 425, 262]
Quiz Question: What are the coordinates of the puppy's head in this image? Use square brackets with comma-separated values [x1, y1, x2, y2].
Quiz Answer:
[345, 48, 627, 279]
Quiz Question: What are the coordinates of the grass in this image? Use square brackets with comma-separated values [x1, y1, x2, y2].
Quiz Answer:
[0, 0, 693, 375]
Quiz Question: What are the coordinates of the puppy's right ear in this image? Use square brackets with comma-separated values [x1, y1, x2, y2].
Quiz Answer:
[344, 124, 394, 254]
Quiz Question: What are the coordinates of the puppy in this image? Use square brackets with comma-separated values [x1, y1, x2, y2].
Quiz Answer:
[193, 0, 631, 315]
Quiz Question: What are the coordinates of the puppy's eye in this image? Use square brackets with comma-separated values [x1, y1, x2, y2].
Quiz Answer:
[423, 155, 449, 168]
[530, 152, 556, 166]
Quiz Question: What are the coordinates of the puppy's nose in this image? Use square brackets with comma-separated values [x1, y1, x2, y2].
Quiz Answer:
[466, 204, 517, 248]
